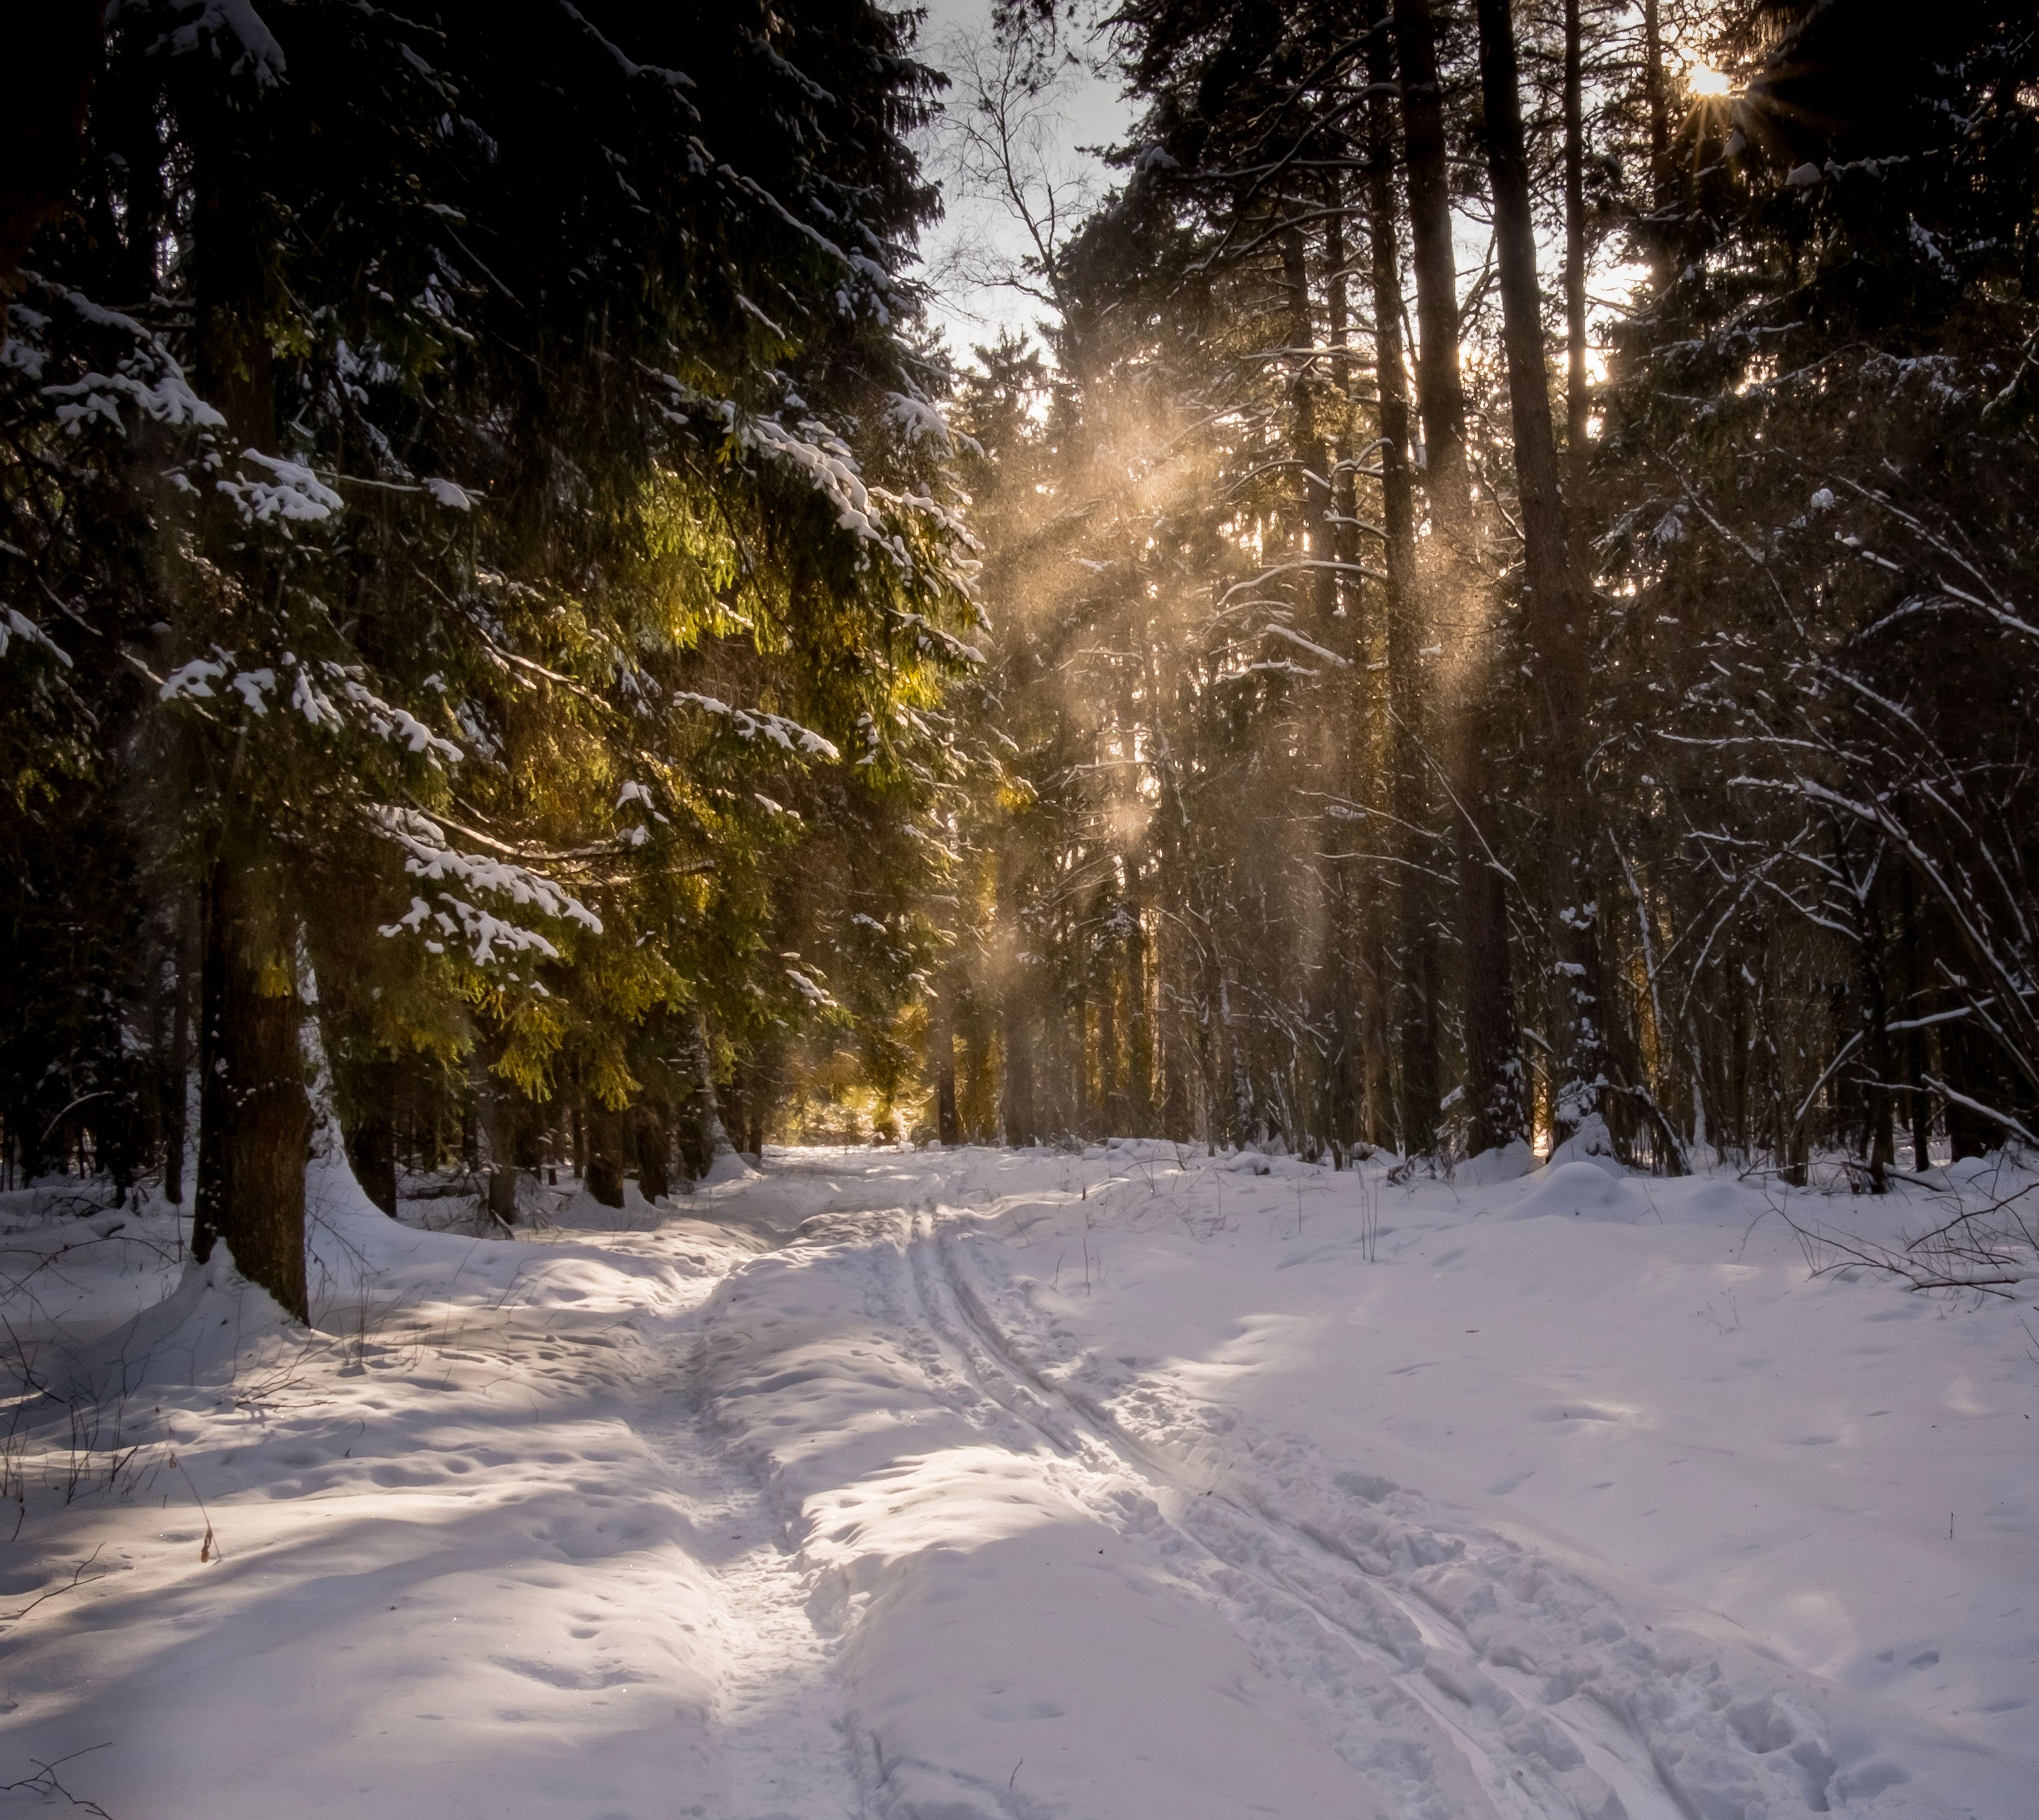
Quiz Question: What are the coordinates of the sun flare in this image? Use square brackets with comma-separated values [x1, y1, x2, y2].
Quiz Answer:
[1688, 62, 1733, 97]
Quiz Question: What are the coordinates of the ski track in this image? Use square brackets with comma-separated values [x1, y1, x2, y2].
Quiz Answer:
[559, 1179, 1955, 1820]
[6, 1154, 2022, 1820]
[821, 1195, 1864, 1820]
[887, 1208, 1660, 1820]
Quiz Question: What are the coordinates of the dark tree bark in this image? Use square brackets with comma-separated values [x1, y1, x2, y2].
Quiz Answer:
[1477, 0, 1582, 699]
[634, 1102, 671, 1203]
[1391, 0, 1473, 535]
[1324, 185, 1358, 617]
[1643, 0, 1670, 215]
[1125, 881, 1155, 1135]
[997, 838, 1039, 1144]
[584, 1107, 626, 1208]
[1315, 177, 1388, 1151]
[468, 1046, 519, 1225]
[344, 1056, 400, 1217]
[933, 974, 961, 1145]
[674, 1008, 730, 1179]
[484, 1113, 519, 1223]
[163, 904, 196, 1204]
[185, 91, 316, 1313]
[1001, 985, 1036, 1146]
[1394, 0, 1523, 1154]
[1564, 0, 1590, 553]
[1366, 0, 1441, 1157]
[194, 859, 312, 1320]
[1280, 210, 1336, 633]
[1477, 0, 1606, 1142]
[1900, 870, 1932, 1171]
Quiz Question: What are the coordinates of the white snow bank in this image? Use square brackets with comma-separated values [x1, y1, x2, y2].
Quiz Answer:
[1504, 1157, 1651, 1220]
[58, 1239, 296, 1399]
[2, 1141, 2032, 1820]
[0, 1162, 763, 1820]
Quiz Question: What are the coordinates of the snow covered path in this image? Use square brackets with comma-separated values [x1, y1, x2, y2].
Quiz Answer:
[2, 1144, 2034, 1818]
[629, 1355, 862, 1820]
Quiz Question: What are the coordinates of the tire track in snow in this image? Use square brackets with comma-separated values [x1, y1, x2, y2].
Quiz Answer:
[913, 1209, 1844, 1820]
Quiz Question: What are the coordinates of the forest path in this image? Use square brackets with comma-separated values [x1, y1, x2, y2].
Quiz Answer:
[628, 1351, 864, 1820]
[673, 1162, 1680, 1820]
[4, 1148, 2024, 1820]
[664, 1147, 2023, 1820]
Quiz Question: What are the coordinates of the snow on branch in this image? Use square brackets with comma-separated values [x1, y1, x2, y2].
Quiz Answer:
[157, 649, 463, 766]
[741, 412, 905, 563]
[35, 291, 225, 436]
[1260, 622, 1349, 667]
[783, 964, 836, 1007]
[332, 669, 464, 763]
[558, 1, 694, 90]
[44, 366, 224, 436]
[648, 374, 973, 598]
[0, 605, 71, 668]
[887, 609, 985, 667]
[703, 158, 895, 308]
[370, 805, 603, 965]
[884, 391, 953, 451]
[217, 450, 344, 527]
[167, 0, 288, 85]
[674, 690, 839, 759]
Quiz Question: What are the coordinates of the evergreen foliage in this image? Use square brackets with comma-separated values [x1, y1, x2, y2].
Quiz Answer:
[1, 0, 976, 1298]
[4, 0, 2036, 1261]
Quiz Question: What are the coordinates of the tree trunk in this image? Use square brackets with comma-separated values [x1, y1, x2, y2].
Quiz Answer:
[1477, 0, 1605, 1144]
[1280, 211, 1335, 631]
[1564, 0, 1590, 561]
[188, 68, 313, 1306]
[584, 1107, 626, 1208]
[194, 858, 312, 1320]
[1855, 858, 1895, 1192]
[1391, 0, 1473, 536]
[1367, 0, 1440, 1156]
[164, 903, 196, 1204]
[344, 1055, 400, 1217]
[1317, 180, 1387, 1151]
[1900, 871, 1932, 1171]
[1394, 0, 1523, 1154]
[634, 1101, 671, 1203]
[464, 1035, 517, 1222]
[675, 1007, 731, 1179]
[1001, 983, 1035, 1146]
[1324, 184, 1358, 618]
[1126, 886, 1155, 1135]
[933, 974, 961, 1145]
[1643, 0, 1670, 220]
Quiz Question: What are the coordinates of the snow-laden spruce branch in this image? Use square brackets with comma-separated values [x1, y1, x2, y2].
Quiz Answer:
[369, 806, 603, 967]
[157, 650, 463, 766]
[673, 691, 839, 760]
[649, 372, 979, 600]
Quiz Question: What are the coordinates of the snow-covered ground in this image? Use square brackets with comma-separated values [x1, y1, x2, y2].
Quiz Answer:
[1, 1142, 2033, 1819]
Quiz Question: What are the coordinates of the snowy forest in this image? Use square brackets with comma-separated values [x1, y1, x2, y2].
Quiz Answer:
[1, 2, 2036, 1818]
